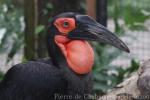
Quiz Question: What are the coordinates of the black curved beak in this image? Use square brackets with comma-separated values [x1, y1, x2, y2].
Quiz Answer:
[68, 15, 130, 53]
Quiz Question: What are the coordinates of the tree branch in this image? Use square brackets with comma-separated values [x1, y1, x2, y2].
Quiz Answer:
[98, 59, 150, 100]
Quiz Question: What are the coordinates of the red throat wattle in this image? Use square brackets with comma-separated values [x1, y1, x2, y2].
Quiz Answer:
[55, 35, 94, 74]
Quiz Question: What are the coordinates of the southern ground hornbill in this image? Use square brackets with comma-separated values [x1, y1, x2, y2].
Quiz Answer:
[0, 12, 130, 100]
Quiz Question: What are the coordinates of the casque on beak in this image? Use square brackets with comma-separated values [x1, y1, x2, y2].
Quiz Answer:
[68, 15, 130, 53]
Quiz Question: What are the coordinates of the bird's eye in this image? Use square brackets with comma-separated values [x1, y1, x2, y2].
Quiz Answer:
[54, 18, 75, 34]
[63, 21, 69, 28]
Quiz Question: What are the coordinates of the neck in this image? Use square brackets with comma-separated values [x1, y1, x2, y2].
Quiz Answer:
[47, 37, 66, 68]
[54, 35, 94, 74]
[47, 25, 70, 69]
[47, 31, 94, 74]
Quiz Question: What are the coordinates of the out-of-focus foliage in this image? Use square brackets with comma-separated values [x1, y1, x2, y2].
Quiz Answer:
[0, 71, 4, 81]
[93, 42, 140, 94]
[108, 0, 150, 32]
[93, 0, 149, 94]
[0, 0, 24, 62]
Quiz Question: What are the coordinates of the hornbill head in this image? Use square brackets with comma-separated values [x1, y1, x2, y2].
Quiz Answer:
[47, 12, 130, 74]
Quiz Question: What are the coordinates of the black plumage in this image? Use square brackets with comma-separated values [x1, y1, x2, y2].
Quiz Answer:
[0, 58, 93, 100]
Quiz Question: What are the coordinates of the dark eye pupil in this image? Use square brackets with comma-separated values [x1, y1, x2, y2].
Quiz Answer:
[63, 22, 69, 27]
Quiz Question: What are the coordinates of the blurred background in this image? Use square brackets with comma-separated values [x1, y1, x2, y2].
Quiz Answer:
[0, 0, 150, 95]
